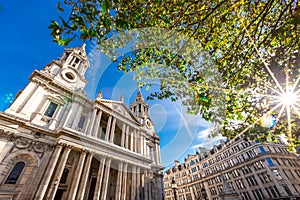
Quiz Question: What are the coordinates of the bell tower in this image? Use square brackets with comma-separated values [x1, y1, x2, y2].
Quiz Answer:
[5, 44, 90, 128]
[43, 43, 89, 91]
[130, 89, 154, 130]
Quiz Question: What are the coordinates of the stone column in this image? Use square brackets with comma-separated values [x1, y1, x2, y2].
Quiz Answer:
[109, 118, 117, 143]
[131, 166, 137, 200]
[115, 162, 124, 200]
[157, 144, 162, 164]
[81, 111, 90, 135]
[121, 162, 128, 200]
[87, 109, 97, 136]
[148, 173, 152, 200]
[125, 125, 129, 149]
[120, 123, 126, 147]
[58, 102, 72, 128]
[48, 145, 72, 200]
[130, 130, 134, 151]
[76, 152, 93, 200]
[69, 102, 80, 127]
[140, 135, 144, 156]
[136, 167, 141, 200]
[92, 110, 102, 138]
[93, 156, 106, 200]
[144, 172, 149, 200]
[136, 131, 141, 154]
[105, 116, 112, 141]
[190, 185, 195, 200]
[67, 151, 87, 200]
[143, 137, 147, 157]
[100, 158, 112, 199]
[63, 101, 79, 127]
[133, 129, 137, 152]
[71, 104, 83, 129]
[35, 144, 63, 200]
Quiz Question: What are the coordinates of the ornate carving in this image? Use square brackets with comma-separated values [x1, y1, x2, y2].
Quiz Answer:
[112, 104, 127, 116]
[0, 125, 16, 139]
[12, 137, 53, 158]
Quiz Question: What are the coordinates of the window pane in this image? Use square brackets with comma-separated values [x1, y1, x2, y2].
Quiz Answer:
[78, 116, 85, 129]
[259, 146, 266, 154]
[60, 168, 69, 184]
[44, 102, 58, 117]
[5, 161, 25, 184]
[266, 158, 274, 166]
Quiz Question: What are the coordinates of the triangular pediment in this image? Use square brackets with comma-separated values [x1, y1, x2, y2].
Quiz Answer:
[97, 99, 141, 124]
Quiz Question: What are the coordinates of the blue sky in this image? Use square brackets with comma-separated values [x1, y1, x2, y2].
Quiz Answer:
[0, 1, 224, 168]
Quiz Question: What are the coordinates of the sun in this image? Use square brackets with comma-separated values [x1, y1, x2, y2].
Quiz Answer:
[251, 67, 300, 148]
[279, 90, 298, 106]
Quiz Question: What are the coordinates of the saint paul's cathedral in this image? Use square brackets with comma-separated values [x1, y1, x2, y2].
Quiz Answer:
[0, 45, 164, 200]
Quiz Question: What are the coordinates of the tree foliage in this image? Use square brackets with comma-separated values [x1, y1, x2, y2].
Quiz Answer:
[50, 0, 300, 148]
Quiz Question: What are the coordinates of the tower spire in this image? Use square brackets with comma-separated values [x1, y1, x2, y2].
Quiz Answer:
[130, 88, 152, 129]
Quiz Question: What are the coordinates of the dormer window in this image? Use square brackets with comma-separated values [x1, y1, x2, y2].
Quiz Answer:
[44, 102, 58, 118]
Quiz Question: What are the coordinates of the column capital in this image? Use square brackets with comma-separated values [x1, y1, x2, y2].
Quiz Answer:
[54, 143, 63, 149]
[123, 162, 128, 168]
[132, 165, 137, 172]
[79, 149, 87, 156]
[136, 166, 141, 173]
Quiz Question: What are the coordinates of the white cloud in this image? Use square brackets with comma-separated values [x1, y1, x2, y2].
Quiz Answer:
[190, 128, 226, 150]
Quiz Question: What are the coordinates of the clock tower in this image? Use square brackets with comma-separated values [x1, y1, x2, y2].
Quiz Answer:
[130, 89, 154, 131]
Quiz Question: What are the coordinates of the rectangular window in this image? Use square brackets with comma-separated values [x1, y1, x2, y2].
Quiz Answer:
[241, 191, 251, 200]
[247, 176, 258, 186]
[266, 158, 274, 166]
[44, 102, 58, 117]
[259, 146, 266, 154]
[235, 179, 245, 189]
[259, 172, 272, 183]
[282, 184, 293, 196]
[273, 169, 283, 180]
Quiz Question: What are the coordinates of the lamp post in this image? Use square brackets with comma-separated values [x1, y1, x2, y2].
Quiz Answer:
[201, 187, 207, 200]
[171, 178, 178, 200]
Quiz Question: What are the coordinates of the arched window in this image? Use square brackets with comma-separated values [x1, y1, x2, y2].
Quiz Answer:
[5, 161, 25, 184]
[60, 168, 69, 184]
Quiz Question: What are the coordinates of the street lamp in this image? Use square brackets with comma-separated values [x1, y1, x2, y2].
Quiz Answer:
[171, 178, 178, 200]
[201, 187, 207, 200]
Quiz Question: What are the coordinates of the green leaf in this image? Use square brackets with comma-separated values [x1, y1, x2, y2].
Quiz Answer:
[57, 38, 73, 46]
[102, 0, 109, 14]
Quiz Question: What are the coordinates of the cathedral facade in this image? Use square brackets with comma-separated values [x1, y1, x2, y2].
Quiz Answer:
[0, 45, 164, 200]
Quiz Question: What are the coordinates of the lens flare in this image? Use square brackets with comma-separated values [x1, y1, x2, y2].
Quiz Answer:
[259, 114, 277, 129]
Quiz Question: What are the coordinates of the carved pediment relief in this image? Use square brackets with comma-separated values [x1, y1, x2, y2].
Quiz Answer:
[12, 137, 53, 158]
[100, 100, 139, 123]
